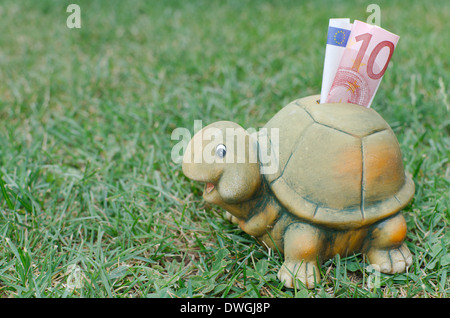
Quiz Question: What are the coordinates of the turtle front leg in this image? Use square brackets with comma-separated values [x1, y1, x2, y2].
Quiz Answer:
[224, 211, 239, 224]
[277, 223, 321, 289]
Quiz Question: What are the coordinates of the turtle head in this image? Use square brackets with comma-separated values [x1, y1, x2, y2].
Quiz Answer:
[182, 121, 262, 219]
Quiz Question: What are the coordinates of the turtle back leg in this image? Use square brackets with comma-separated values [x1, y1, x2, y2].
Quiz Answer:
[365, 213, 413, 273]
[277, 222, 322, 289]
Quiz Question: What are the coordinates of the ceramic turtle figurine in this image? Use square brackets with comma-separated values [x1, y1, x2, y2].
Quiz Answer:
[182, 95, 415, 288]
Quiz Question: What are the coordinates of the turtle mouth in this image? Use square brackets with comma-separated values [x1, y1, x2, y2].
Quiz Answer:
[205, 182, 215, 194]
[203, 182, 220, 203]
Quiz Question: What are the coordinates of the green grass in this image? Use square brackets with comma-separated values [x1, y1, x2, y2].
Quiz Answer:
[0, 0, 448, 298]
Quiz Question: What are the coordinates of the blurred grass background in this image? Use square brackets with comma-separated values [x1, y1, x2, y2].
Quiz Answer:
[0, 0, 448, 297]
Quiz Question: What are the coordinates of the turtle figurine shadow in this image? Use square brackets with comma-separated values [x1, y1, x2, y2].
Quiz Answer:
[182, 95, 415, 289]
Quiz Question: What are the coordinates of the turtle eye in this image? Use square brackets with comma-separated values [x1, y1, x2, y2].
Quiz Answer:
[215, 144, 227, 158]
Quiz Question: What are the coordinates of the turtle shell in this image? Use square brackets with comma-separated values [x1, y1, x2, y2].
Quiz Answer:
[261, 95, 415, 229]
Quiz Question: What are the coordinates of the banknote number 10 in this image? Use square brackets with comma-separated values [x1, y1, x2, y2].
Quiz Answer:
[352, 33, 395, 80]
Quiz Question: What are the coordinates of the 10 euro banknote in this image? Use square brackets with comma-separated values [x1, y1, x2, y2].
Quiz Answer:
[322, 20, 399, 108]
